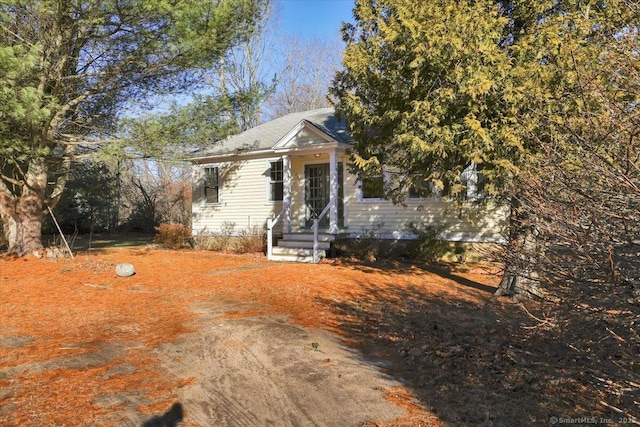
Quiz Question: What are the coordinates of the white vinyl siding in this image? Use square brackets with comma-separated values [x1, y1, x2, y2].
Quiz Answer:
[192, 159, 283, 236]
[345, 197, 507, 242]
[342, 164, 506, 243]
[193, 154, 506, 243]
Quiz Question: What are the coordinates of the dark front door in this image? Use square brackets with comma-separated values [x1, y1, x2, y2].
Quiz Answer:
[304, 163, 344, 228]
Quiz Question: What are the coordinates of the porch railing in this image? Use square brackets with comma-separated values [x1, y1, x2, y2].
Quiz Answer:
[312, 203, 332, 263]
[267, 202, 332, 263]
[267, 208, 284, 261]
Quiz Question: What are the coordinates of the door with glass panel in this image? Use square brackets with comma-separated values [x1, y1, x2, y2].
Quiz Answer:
[304, 163, 344, 228]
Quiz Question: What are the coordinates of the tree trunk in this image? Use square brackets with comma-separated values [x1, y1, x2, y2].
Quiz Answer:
[494, 199, 544, 299]
[4, 212, 44, 257]
[495, 263, 543, 300]
[1, 158, 47, 257]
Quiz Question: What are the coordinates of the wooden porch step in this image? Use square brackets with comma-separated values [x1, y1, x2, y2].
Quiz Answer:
[268, 231, 334, 263]
[272, 246, 326, 257]
[268, 253, 319, 263]
[277, 240, 331, 250]
[282, 232, 335, 242]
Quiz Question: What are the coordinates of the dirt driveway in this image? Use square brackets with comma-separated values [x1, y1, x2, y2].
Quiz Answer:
[2, 248, 637, 426]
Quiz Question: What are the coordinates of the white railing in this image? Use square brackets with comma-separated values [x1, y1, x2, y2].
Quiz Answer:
[268, 203, 331, 263]
[312, 203, 332, 263]
[267, 208, 285, 261]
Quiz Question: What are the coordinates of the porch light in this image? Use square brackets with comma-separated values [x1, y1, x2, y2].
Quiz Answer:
[314, 153, 321, 158]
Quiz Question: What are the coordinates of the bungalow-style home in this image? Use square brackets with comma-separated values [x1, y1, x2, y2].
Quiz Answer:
[191, 108, 507, 262]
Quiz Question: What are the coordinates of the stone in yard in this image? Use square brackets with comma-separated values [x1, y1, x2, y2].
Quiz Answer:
[115, 263, 135, 277]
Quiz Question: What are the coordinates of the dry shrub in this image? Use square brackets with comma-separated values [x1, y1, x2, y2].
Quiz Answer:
[405, 222, 451, 262]
[191, 222, 236, 252]
[154, 223, 191, 249]
[191, 234, 221, 251]
[191, 224, 263, 254]
[234, 227, 265, 254]
[348, 222, 386, 261]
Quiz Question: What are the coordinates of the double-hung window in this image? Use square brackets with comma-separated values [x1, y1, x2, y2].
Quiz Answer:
[204, 166, 220, 204]
[361, 174, 384, 200]
[408, 175, 431, 199]
[269, 160, 284, 202]
[406, 163, 485, 201]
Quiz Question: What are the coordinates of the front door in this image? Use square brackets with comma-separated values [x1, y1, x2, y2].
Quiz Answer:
[304, 163, 344, 228]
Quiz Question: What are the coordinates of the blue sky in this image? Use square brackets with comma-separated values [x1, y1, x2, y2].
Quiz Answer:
[127, 1, 355, 115]
[278, 0, 354, 41]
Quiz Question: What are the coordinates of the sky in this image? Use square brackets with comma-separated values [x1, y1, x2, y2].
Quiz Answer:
[128, 0, 355, 116]
[277, 0, 354, 42]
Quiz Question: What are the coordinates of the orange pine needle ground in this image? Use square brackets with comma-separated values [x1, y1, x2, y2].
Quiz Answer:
[1, 247, 508, 426]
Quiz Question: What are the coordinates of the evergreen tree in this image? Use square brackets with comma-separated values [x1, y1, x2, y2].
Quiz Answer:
[331, 0, 639, 297]
[0, 0, 266, 256]
[332, 0, 515, 201]
[52, 160, 118, 234]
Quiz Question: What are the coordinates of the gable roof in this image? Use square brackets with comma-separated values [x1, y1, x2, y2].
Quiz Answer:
[193, 108, 352, 159]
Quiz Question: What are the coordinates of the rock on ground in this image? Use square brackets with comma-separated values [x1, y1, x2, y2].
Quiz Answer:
[115, 263, 135, 277]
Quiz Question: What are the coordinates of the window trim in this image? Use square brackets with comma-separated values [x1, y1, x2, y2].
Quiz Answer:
[358, 173, 386, 202]
[460, 162, 485, 201]
[203, 165, 222, 205]
[266, 158, 284, 204]
[406, 163, 485, 202]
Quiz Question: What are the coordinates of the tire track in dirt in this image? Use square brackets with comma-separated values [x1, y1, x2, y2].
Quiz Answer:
[152, 310, 406, 427]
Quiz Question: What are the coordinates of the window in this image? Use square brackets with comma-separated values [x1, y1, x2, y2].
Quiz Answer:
[460, 163, 485, 200]
[407, 164, 485, 201]
[204, 166, 219, 204]
[269, 160, 284, 202]
[408, 175, 432, 199]
[361, 174, 384, 199]
[408, 175, 450, 199]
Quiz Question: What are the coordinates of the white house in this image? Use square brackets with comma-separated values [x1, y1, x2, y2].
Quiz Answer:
[191, 108, 507, 262]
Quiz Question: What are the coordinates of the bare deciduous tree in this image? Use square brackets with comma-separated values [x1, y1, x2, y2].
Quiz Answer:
[120, 160, 192, 233]
[264, 34, 342, 120]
